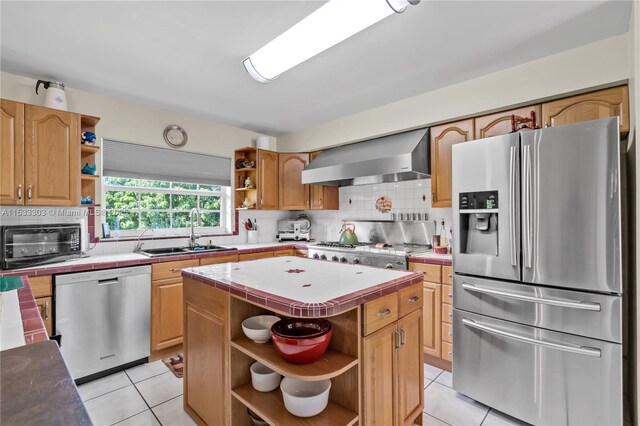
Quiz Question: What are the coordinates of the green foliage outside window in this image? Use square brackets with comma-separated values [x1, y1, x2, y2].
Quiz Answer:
[104, 177, 224, 232]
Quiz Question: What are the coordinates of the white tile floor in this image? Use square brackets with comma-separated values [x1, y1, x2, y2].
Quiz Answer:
[422, 364, 528, 426]
[77, 360, 195, 426]
[78, 360, 528, 426]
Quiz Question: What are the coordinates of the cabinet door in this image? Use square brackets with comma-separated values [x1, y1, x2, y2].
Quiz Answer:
[397, 309, 424, 426]
[474, 105, 541, 139]
[24, 105, 79, 206]
[422, 282, 441, 357]
[362, 322, 397, 426]
[151, 278, 184, 351]
[184, 302, 228, 426]
[542, 86, 629, 135]
[1, 100, 25, 205]
[278, 153, 310, 210]
[430, 119, 474, 207]
[309, 151, 339, 210]
[257, 149, 278, 210]
[35, 296, 53, 336]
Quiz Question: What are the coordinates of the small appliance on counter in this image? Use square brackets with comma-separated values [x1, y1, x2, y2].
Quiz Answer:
[277, 214, 311, 242]
[1, 224, 82, 270]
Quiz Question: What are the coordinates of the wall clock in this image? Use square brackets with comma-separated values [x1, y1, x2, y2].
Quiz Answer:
[164, 125, 188, 148]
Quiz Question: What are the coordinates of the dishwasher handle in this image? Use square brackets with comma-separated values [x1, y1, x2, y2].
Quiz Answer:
[98, 279, 119, 286]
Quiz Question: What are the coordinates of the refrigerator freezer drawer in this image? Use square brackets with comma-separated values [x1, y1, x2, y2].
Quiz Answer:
[453, 310, 622, 426]
[453, 275, 622, 343]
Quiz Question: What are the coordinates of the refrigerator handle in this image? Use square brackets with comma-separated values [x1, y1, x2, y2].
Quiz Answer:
[461, 318, 601, 357]
[509, 145, 517, 267]
[523, 145, 533, 269]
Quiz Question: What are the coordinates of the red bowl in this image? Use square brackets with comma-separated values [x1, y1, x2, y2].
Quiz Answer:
[271, 328, 333, 364]
[271, 318, 331, 340]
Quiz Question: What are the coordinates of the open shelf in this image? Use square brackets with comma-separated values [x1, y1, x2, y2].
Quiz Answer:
[80, 144, 100, 154]
[232, 383, 358, 426]
[235, 167, 256, 172]
[81, 174, 100, 180]
[235, 187, 256, 192]
[231, 337, 357, 381]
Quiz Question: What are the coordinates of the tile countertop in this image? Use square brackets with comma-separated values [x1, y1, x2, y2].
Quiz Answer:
[0, 276, 48, 350]
[408, 251, 453, 266]
[182, 256, 423, 318]
[0, 241, 310, 277]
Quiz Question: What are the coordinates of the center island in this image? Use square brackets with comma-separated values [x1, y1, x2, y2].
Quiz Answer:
[181, 256, 424, 426]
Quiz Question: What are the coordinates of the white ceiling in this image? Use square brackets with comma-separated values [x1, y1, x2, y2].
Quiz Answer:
[0, 1, 631, 136]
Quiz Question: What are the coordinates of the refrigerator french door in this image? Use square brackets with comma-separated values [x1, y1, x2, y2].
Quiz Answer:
[451, 117, 623, 426]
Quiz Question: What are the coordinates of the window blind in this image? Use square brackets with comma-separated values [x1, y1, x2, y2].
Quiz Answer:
[103, 139, 231, 186]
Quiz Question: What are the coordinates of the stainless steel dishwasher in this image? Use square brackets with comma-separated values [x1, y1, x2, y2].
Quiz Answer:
[55, 266, 151, 381]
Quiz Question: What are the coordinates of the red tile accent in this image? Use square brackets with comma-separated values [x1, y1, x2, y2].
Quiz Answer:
[15, 276, 48, 344]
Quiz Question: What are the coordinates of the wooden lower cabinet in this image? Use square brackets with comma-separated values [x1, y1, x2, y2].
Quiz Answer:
[35, 296, 52, 336]
[238, 251, 273, 261]
[396, 309, 424, 426]
[363, 322, 397, 426]
[151, 278, 184, 352]
[184, 278, 230, 426]
[362, 289, 423, 426]
[422, 282, 441, 357]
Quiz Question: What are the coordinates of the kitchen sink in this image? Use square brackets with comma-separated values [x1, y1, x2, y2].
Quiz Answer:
[138, 247, 190, 257]
[138, 245, 236, 257]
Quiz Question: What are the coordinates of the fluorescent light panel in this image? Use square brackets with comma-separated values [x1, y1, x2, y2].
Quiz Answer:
[244, 0, 419, 83]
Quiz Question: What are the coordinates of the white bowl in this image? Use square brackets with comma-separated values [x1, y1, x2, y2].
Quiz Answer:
[250, 361, 282, 392]
[280, 377, 331, 418]
[242, 315, 281, 343]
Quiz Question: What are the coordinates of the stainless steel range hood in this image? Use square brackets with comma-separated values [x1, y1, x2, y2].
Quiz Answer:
[301, 128, 430, 186]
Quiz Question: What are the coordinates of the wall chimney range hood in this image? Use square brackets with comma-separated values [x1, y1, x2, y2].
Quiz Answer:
[301, 128, 430, 186]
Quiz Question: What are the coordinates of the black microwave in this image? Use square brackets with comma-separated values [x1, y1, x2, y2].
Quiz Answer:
[1, 224, 82, 270]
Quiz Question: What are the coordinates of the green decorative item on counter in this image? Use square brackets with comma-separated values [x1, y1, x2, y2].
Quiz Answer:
[0, 276, 24, 292]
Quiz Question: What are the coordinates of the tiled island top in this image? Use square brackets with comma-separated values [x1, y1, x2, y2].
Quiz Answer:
[182, 256, 423, 317]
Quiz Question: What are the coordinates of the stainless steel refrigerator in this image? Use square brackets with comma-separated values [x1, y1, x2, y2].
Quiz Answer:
[451, 117, 624, 425]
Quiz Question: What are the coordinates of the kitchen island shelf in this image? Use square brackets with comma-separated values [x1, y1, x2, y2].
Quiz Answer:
[231, 383, 358, 426]
[231, 337, 358, 381]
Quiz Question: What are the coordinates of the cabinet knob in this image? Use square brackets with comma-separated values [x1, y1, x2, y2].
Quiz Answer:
[44, 301, 49, 320]
[407, 296, 420, 303]
[27, 185, 32, 204]
[17, 184, 22, 202]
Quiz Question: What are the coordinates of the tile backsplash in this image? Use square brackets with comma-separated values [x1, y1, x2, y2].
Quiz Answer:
[304, 179, 452, 242]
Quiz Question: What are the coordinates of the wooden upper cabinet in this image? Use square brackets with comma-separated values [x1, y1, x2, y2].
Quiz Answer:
[474, 105, 541, 139]
[24, 105, 80, 206]
[309, 151, 339, 210]
[0, 100, 25, 205]
[257, 149, 278, 210]
[430, 119, 474, 208]
[542, 86, 629, 135]
[278, 152, 310, 210]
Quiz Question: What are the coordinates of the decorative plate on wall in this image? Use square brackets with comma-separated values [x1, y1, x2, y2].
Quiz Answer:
[375, 195, 392, 213]
[164, 125, 188, 148]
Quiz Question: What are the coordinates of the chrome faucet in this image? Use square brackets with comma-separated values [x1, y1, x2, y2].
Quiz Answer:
[189, 208, 202, 249]
[134, 227, 153, 252]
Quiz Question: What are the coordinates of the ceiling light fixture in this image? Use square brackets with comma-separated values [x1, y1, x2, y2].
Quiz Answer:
[243, 0, 420, 83]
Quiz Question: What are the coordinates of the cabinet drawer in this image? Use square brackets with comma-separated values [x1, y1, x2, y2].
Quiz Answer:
[441, 284, 453, 305]
[398, 283, 423, 318]
[442, 266, 453, 285]
[29, 275, 52, 298]
[363, 293, 398, 336]
[273, 249, 294, 257]
[295, 248, 308, 257]
[442, 303, 453, 324]
[199, 254, 238, 265]
[409, 263, 441, 283]
[442, 341, 453, 362]
[442, 322, 453, 343]
[239, 251, 274, 261]
[152, 259, 199, 281]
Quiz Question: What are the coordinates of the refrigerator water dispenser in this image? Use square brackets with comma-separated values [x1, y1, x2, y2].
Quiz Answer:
[459, 191, 499, 256]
